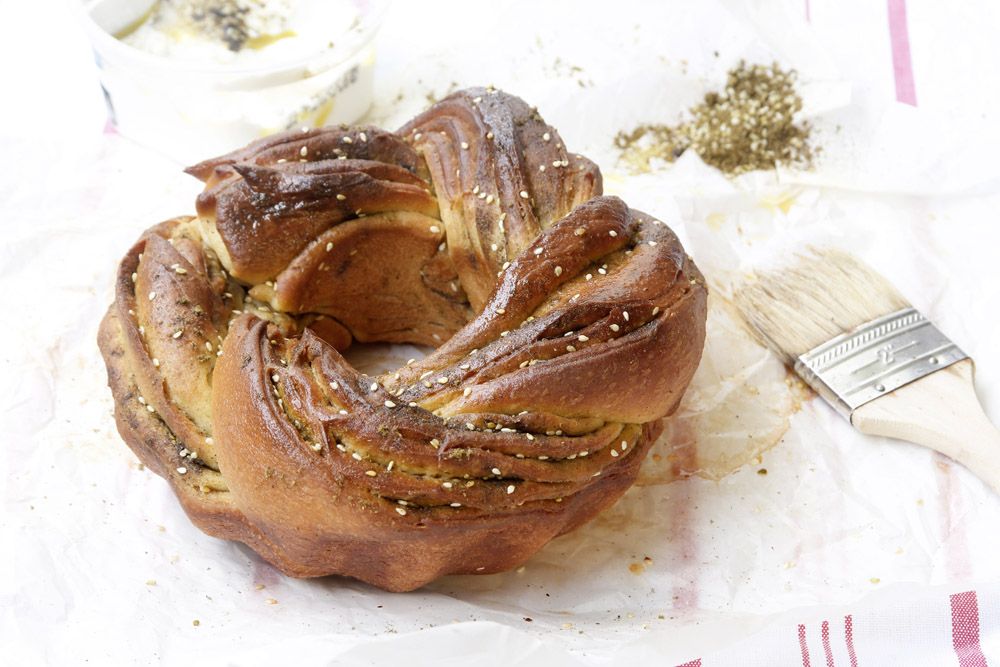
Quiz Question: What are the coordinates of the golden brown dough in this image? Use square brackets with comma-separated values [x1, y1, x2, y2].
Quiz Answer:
[98, 87, 708, 591]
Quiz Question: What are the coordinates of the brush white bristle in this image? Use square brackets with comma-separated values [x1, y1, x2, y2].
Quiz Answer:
[735, 248, 910, 363]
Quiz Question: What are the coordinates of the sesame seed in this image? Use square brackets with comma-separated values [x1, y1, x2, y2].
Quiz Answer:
[486, 194, 494, 204]
[414, 132, 422, 141]
[137, 396, 146, 405]
[519, 190, 529, 199]
[610, 323, 620, 332]
[131, 272, 137, 282]
[450, 502, 462, 507]
[152, 358, 160, 367]
[339, 409, 348, 415]
[533, 247, 543, 255]
[459, 363, 470, 370]
[423, 381, 432, 388]
[352, 452, 362, 461]
[311, 443, 323, 451]
[502, 261, 510, 270]
[205, 437, 214, 445]
[554, 266, 563, 276]
[342, 136, 353, 144]
[539, 165, 546, 172]
[611, 449, 619, 457]
[623, 311, 630, 321]
[526, 433, 535, 440]
[148, 291, 156, 301]
[359, 132, 367, 142]
[649, 241, 658, 246]
[652, 306, 660, 315]
[370, 382, 378, 391]
[437, 377, 449, 384]
[299, 146, 308, 157]
[460, 141, 470, 150]
[205, 341, 213, 352]
[466, 423, 476, 430]
[271, 373, 280, 383]
[330, 381, 339, 390]
[172, 330, 182, 339]
[430, 438, 441, 448]
[326, 242, 333, 252]
[578, 335, 589, 342]
[335, 193, 346, 201]
[491, 467, 502, 476]
[574, 227, 585, 236]
[177, 467, 187, 474]
[336, 444, 347, 452]
[500, 330, 509, 337]
[542, 132, 551, 141]
[384, 400, 396, 408]
[463, 387, 472, 397]
[507, 485, 515, 494]
[442, 481, 453, 489]
[365, 470, 377, 477]
[565, 345, 576, 352]
[173, 265, 187, 275]
[395, 507, 407, 516]
[486, 131, 494, 139]
[609, 230, 618, 237]
[622, 441, 628, 450]
[552, 160, 561, 168]
[430, 225, 441, 233]
[491, 243, 498, 251]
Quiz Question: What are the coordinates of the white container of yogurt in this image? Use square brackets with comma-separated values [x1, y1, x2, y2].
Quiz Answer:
[77, 0, 387, 163]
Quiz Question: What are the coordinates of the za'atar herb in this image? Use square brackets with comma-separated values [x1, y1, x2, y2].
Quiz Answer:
[616, 61, 815, 176]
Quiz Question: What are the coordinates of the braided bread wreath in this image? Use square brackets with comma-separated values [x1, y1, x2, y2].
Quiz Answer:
[97, 87, 708, 592]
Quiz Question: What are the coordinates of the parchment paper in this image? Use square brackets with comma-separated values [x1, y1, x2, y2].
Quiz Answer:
[2, 0, 1000, 664]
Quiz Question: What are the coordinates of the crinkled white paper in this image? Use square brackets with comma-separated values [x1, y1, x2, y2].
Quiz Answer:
[2, 0, 1000, 664]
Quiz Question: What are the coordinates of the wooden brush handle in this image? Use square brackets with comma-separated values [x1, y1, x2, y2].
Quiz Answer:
[852, 359, 1000, 493]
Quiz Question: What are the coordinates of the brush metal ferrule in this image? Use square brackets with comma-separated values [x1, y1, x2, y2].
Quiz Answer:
[793, 307, 968, 419]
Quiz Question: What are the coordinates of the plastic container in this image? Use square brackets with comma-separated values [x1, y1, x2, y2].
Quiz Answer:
[77, 0, 387, 163]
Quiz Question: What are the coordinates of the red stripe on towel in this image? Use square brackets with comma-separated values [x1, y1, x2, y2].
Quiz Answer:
[886, 0, 917, 105]
[951, 591, 988, 667]
[799, 624, 813, 667]
[822, 620, 836, 666]
[844, 615, 858, 667]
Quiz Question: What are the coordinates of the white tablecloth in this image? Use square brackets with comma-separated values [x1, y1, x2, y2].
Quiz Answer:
[3, 0, 1000, 664]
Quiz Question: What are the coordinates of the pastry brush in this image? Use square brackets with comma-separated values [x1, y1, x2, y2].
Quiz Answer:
[736, 248, 1000, 492]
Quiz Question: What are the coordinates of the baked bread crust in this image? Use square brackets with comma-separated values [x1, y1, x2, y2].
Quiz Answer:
[98, 88, 707, 591]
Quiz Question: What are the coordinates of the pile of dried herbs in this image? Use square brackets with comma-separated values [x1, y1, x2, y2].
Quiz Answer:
[615, 61, 815, 176]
